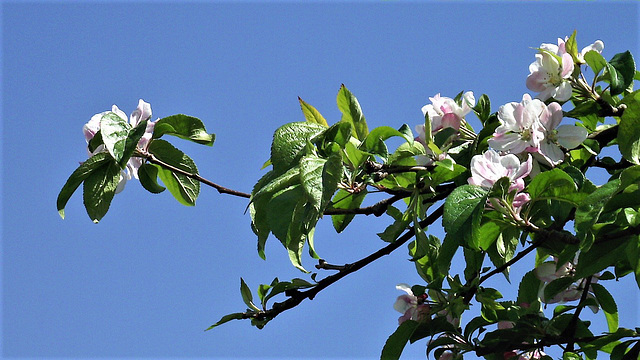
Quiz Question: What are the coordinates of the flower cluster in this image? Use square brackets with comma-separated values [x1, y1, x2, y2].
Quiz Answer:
[414, 92, 475, 165]
[468, 149, 532, 213]
[83, 99, 156, 193]
[488, 94, 588, 167]
[526, 37, 604, 102]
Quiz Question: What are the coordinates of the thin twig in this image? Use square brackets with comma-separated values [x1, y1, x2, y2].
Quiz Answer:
[147, 154, 251, 198]
[564, 276, 594, 353]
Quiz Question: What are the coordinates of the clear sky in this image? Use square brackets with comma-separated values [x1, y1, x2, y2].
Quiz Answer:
[2, 1, 639, 359]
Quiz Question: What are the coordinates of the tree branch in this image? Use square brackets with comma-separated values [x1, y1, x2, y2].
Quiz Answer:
[245, 204, 445, 323]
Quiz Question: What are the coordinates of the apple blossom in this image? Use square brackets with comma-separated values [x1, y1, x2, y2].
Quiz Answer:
[82, 99, 156, 192]
[526, 38, 574, 102]
[488, 94, 546, 155]
[393, 283, 430, 324]
[536, 103, 588, 166]
[418, 92, 475, 135]
[577, 39, 605, 64]
[468, 150, 532, 193]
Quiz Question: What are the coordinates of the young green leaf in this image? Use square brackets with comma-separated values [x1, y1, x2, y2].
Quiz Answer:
[472, 94, 491, 124]
[337, 84, 369, 141]
[380, 320, 419, 360]
[574, 179, 621, 251]
[100, 112, 130, 163]
[148, 140, 200, 206]
[298, 97, 329, 127]
[82, 158, 122, 223]
[330, 189, 367, 233]
[138, 163, 166, 194]
[585, 50, 607, 77]
[240, 278, 260, 312]
[270, 122, 326, 174]
[591, 283, 618, 332]
[57, 152, 113, 219]
[565, 30, 579, 62]
[152, 114, 215, 146]
[608, 51, 636, 96]
[120, 119, 148, 167]
[619, 90, 640, 164]
[204, 312, 245, 331]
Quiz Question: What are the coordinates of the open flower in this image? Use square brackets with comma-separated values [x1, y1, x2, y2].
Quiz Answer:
[393, 284, 430, 324]
[536, 103, 588, 166]
[526, 38, 574, 102]
[469, 150, 532, 193]
[488, 94, 546, 154]
[419, 92, 475, 134]
[82, 99, 156, 192]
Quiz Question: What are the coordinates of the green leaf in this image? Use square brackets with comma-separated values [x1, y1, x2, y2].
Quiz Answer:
[472, 94, 491, 124]
[563, 352, 582, 360]
[565, 30, 579, 63]
[82, 157, 122, 223]
[575, 235, 631, 279]
[100, 112, 130, 163]
[604, 63, 625, 96]
[204, 312, 245, 331]
[380, 320, 419, 360]
[120, 119, 148, 167]
[148, 140, 200, 206]
[619, 90, 640, 164]
[251, 166, 300, 204]
[360, 125, 413, 158]
[574, 179, 621, 251]
[260, 278, 314, 308]
[57, 152, 113, 219]
[591, 283, 618, 332]
[240, 278, 260, 312]
[330, 189, 367, 233]
[625, 235, 640, 289]
[87, 130, 104, 153]
[565, 100, 598, 119]
[443, 185, 489, 249]
[518, 270, 542, 305]
[609, 51, 636, 96]
[138, 163, 166, 193]
[270, 122, 326, 174]
[313, 121, 352, 150]
[152, 114, 215, 146]
[585, 50, 607, 77]
[298, 97, 328, 127]
[527, 168, 580, 204]
[337, 84, 369, 141]
[299, 154, 343, 211]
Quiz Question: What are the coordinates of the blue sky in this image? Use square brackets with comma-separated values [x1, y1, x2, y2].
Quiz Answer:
[2, 1, 639, 359]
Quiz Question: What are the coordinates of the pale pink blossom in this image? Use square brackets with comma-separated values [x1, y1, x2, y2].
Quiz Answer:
[393, 284, 430, 324]
[577, 40, 605, 64]
[468, 150, 532, 193]
[488, 94, 546, 154]
[418, 92, 475, 135]
[83, 99, 156, 192]
[526, 38, 574, 102]
[536, 103, 588, 166]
